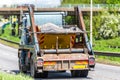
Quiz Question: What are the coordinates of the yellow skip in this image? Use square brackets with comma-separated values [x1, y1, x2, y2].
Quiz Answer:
[38, 33, 76, 49]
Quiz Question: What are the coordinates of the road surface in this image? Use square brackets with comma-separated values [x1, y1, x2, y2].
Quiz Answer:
[0, 43, 18, 72]
[0, 43, 120, 80]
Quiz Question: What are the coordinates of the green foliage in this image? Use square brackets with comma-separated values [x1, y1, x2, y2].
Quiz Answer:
[92, 12, 102, 39]
[93, 37, 120, 52]
[93, 46, 120, 52]
[99, 12, 120, 39]
[83, 10, 120, 39]
[84, 15, 90, 30]
[0, 72, 33, 80]
[62, 0, 90, 4]
[94, 37, 120, 46]
[106, 0, 120, 4]
[62, 0, 120, 4]
[65, 16, 76, 25]
[0, 24, 20, 42]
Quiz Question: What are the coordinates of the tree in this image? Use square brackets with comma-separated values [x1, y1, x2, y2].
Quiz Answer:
[99, 12, 120, 39]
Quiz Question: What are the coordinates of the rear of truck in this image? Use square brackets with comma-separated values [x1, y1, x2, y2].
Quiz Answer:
[33, 30, 90, 78]
[18, 5, 94, 78]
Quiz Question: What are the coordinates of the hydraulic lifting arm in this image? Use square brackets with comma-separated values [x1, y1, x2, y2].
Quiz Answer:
[74, 6, 94, 55]
[28, 5, 40, 55]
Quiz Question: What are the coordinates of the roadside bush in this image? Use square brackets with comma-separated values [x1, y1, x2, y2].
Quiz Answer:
[99, 12, 120, 39]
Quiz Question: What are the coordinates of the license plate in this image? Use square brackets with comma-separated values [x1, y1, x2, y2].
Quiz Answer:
[73, 65, 86, 69]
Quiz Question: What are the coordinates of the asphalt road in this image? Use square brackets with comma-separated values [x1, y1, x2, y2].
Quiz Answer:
[0, 43, 120, 80]
[0, 43, 18, 72]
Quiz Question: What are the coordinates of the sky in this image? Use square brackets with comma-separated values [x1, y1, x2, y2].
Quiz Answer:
[0, 0, 61, 7]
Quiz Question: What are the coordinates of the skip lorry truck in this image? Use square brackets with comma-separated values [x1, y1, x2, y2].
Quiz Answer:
[18, 5, 95, 78]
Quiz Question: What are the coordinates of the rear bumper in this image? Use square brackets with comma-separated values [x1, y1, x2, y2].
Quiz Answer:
[36, 53, 89, 71]
[37, 60, 89, 71]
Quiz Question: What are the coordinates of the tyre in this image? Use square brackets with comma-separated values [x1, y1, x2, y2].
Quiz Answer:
[30, 60, 48, 78]
[59, 70, 66, 73]
[79, 70, 88, 77]
[30, 60, 40, 78]
[18, 50, 27, 73]
[71, 70, 88, 77]
[19, 59, 27, 73]
[71, 70, 80, 77]
[41, 71, 48, 78]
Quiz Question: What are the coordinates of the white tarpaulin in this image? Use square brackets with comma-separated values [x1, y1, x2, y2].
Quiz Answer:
[39, 23, 83, 33]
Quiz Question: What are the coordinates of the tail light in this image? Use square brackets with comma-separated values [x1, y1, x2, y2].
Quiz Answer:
[89, 57, 95, 65]
[37, 58, 44, 66]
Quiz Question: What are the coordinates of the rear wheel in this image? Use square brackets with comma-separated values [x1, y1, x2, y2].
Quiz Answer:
[79, 70, 88, 77]
[41, 71, 48, 78]
[71, 70, 80, 77]
[59, 70, 66, 73]
[30, 60, 48, 78]
[19, 56, 27, 73]
[30, 60, 39, 78]
[19, 61, 27, 73]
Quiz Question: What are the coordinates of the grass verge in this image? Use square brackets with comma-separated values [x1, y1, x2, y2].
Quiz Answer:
[0, 23, 20, 43]
[96, 55, 120, 66]
[0, 39, 18, 48]
[0, 23, 19, 48]
[93, 37, 120, 52]
[93, 46, 120, 52]
[0, 72, 33, 80]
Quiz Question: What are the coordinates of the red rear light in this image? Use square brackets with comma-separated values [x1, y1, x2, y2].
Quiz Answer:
[89, 57, 95, 65]
[37, 58, 44, 66]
